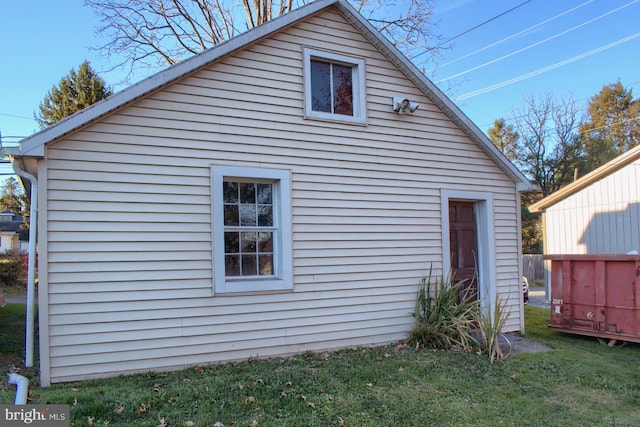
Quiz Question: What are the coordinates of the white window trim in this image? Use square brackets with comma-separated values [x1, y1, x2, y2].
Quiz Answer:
[212, 165, 293, 294]
[303, 47, 367, 124]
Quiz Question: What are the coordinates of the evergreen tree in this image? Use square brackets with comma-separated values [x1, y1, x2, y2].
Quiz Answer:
[488, 118, 520, 162]
[35, 61, 112, 128]
[0, 177, 24, 214]
[520, 191, 543, 254]
[0, 177, 29, 228]
[579, 81, 640, 174]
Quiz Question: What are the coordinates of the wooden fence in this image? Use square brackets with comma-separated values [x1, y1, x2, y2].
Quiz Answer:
[522, 254, 544, 282]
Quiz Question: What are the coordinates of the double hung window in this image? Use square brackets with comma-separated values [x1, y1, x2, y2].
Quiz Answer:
[212, 166, 292, 294]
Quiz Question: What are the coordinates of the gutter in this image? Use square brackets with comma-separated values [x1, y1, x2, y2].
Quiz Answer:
[9, 158, 38, 368]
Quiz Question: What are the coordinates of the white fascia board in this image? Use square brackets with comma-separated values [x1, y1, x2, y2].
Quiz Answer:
[335, 0, 533, 191]
[529, 144, 640, 212]
[18, 0, 532, 191]
[19, 0, 340, 157]
[0, 146, 22, 157]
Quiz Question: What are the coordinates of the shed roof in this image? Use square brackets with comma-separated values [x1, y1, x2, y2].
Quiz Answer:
[11, 0, 532, 191]
[529, 144, 640, 213]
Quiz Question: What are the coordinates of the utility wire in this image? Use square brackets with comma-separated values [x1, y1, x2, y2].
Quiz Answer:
[454, 32, 640, 101]
[411, 0, 534, 61]
[576, 116, 640, 135]
[476, 80, 640, 129]
[432, 0, 595, 73]
[438, 0, 640, 84]
[0, 113, 33, 121]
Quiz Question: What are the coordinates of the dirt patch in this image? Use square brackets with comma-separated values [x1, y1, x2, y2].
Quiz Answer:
[0, 354, 26, 370]
[502, 335, 551, 355]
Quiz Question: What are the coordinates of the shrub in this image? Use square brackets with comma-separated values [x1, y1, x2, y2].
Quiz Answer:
[408, 268, 480, 351]
[0, 250, 27, 289]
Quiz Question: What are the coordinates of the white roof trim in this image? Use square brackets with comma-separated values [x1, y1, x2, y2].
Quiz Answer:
[19, 0, 338, 156]
[333, 0, 532, 189]
[17, 0, 532, 190]
[529, 144, 640, 213]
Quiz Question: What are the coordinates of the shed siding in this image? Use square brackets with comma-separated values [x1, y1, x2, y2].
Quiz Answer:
[544, 161, 640, 254]
[42, 9, 522, 382]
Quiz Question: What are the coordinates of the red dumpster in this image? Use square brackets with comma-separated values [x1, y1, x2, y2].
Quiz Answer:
[545, 254, 640, 344]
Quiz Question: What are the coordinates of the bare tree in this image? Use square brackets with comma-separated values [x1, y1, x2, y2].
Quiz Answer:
[85, 0, 439, 76]
[513, 94, 585, 196]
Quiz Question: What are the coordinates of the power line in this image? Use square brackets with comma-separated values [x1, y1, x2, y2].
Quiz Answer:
[437, 0, 640, 84]
[411, 0, 534, 61]
[577, 116, 640, 136]
[431, 0, 595, 73]
[454, 32, 640, 101]
[0, 113, 33, 121]
[476, 80, 640, 129]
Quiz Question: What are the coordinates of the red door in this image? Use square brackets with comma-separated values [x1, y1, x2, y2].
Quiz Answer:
[449, 201, 478, 302]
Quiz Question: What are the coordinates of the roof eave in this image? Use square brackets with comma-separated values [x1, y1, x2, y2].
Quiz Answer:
[17, 0, 532, 192]
[335, 1, 533, 191]
[19, 0, 340, 156]
[529, 145, 640, 213]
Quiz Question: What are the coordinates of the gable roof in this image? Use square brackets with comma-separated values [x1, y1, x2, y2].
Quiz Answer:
[11, 0, 532, 191]
[529, 144, 640, 213]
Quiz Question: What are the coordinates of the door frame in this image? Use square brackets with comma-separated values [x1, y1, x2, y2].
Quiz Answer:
[441, 189, 496, 310]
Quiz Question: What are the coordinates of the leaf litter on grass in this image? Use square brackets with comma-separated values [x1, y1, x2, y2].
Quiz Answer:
[3, 307, 640, 426]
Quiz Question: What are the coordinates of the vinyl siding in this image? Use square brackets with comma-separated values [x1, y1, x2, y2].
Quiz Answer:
[544, 161, 640, 254]
[41, 8, 522, 383]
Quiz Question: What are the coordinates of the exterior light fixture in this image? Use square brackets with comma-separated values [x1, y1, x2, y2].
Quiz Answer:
[392, 97, 419, 113]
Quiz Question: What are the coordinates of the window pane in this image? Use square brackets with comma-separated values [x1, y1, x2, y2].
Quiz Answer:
[311, 60, 331, 113]
[258, 205, 273, 227]
[224, 232, 240, 253]
[241, 231, 257, 252]
[333, 64, 353, 116]
[257, 183, 272, 204]
[242, 254, 257, 275]
[223, 182, 238, 203]
[258, 232, 273, 252]
[221, 176, 280, 279]
[240, 183, 256, 203]
[225, 255, 241, 276]
[259, 254, 273, 275]
[224, 205, 239, 226]
[240, 205, 257, 226]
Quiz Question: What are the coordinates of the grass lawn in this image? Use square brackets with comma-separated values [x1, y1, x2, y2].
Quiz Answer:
[1, 305, 640, 426]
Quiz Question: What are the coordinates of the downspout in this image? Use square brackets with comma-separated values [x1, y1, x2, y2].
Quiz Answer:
[8, 372, 30, 404]
[10, 158, 38, 368]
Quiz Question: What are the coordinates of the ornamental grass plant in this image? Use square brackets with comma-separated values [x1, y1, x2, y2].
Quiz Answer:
[3, 304, 640, 426]
[476, 293, 510, 363]
[407, 268, 480, 352]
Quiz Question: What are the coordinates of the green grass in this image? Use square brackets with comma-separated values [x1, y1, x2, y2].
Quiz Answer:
[2, 305, 640, 426]
[0, 304, 32, 370]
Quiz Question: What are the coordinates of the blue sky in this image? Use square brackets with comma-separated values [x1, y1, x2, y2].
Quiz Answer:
[427, 0, 640, 130]
[1, 0, 639, 177]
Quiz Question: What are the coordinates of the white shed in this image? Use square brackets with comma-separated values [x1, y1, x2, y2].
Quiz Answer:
[529, 145, 640, 255]
[7, 0, 532, 385]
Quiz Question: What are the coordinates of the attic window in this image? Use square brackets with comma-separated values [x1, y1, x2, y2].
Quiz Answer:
[303, 48, 366, 124]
